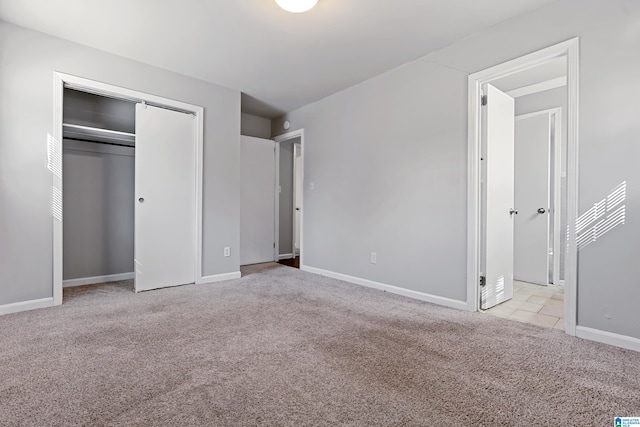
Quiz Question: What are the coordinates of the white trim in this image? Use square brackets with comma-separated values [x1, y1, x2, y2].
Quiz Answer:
[197, 271, 241, 284]
[53, 73, 64, 306]
[506, 76, 567, 98]
[466, 38, 579, 338]
[62, 76, 199, 114]
[279, 253, 295, 260]
[273, 129, 305, 269]
[0, 298, 54, 316]
[63, 272, 134, 288]
[194, 103, 205, 285]
[514, 107, 561, 121]
[292, 142, 301, 256]
[551, 109, 563, 286]
[564, 39, 580, 336]
[274, 142, 281, 262]
[302, 266, 468, 311]
[576, 326, 640, 353]
[53, 72, 205, 305]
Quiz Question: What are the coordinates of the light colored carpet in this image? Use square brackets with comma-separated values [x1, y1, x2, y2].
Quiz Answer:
[1, 263, 639, 426]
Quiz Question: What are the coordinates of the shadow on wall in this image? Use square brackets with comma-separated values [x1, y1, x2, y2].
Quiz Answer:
[47, 133, 63, 222]
[576, 181, 626, 251]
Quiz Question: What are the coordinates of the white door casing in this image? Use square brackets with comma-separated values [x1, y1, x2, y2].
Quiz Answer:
[481, 84, 515, 310]
[293, 142, 302, 254]
[467, 38, 579, 336]
[514, 112, 552, 285]
[273, 129, 305, 266]
[134, 104, 196, 292]
[53, 72, 205, 306]
[240, 136, 276, 266]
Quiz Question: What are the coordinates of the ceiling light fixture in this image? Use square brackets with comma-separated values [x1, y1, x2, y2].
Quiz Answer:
[274, 0, 318, 13]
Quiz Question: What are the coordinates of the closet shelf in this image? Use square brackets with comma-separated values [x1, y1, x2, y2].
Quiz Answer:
[63, 123, 135, 146]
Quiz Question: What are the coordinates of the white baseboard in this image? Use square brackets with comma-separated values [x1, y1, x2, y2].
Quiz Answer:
[576, 326, 640, 353]
[197, 271, 242, 284]
[63, 272, 134, 288]
[301, 265, 468, 311]
[0, 297, 54, 316]
[278, 253, 294, 260]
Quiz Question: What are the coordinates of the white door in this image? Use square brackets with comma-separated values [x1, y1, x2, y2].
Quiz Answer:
[481, 84, 515, 310]
[293, 143, 302, 255]
[134, 104, 196, 292]
[514, 113, 551, 285]
[240, 136, 276, 265]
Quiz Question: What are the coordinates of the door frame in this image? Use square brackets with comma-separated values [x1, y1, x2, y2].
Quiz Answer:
[52, 72, 204, 305]
[292, 141, 302, 256]
[273, 129, 305, 267]
[466, 38, 579, 335]
[515, 107, 563, 286]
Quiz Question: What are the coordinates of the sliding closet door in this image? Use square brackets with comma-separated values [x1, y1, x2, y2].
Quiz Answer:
[134, 104, 196, 292]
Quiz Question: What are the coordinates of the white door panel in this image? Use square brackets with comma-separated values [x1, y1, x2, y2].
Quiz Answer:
[514, 113, 551, 285]
[135, 104, 196, 292]
[293, 143, 302, 254]
[481, 84, 515, 310]
[240, 136, 276, 265]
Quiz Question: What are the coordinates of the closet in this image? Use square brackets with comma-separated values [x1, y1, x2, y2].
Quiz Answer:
[62, 88, 197, 293]
[63, 89, 136, 289]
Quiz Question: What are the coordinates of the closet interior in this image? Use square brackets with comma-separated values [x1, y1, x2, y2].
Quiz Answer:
[62, 88, 136, 289]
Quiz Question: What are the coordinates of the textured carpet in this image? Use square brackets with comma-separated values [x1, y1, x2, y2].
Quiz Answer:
[1, 263, 639, 426]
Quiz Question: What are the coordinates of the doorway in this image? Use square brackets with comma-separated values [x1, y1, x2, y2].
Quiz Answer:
[466, 39, 579, 335]
[52, 73, 204, 305]
[514, 108, 563, 287]
[274, 130, 305, 269]
[481, 106, 565, 328]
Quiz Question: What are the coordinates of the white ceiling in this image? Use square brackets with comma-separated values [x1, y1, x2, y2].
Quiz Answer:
[0, 0, 559, 118]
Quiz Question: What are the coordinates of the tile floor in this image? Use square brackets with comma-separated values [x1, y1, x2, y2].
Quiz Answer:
[483, 281, 564, 330]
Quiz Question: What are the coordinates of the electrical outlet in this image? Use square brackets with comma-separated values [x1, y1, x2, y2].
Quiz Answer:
[370, 252, 377, 264]
[224, 247, 230, 257]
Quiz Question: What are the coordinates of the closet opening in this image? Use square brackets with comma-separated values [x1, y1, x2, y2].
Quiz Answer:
[62, 89, 136, 296]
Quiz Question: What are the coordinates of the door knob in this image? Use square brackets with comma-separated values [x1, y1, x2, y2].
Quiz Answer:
[138, 197, 145, 203]
[509, 208, 518, 215]
[537, 208, 546, 214]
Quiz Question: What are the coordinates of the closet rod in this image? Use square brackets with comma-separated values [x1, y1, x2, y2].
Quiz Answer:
[64, 137, 134, 149]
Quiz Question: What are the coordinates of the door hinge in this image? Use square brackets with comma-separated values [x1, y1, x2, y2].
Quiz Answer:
[273, 242, 276, 248]
[479, 275, 486, 287]
[481, 95, 488, 106]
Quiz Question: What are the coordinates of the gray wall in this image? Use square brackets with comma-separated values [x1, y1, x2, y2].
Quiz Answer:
[279, 140, 294, 255]
[241, 113, 271, 139]
[273, 0, 640, 339]
[0, 21, 240, 305]
[63, 141, 134, 280]
[277, 60, 469, 301]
